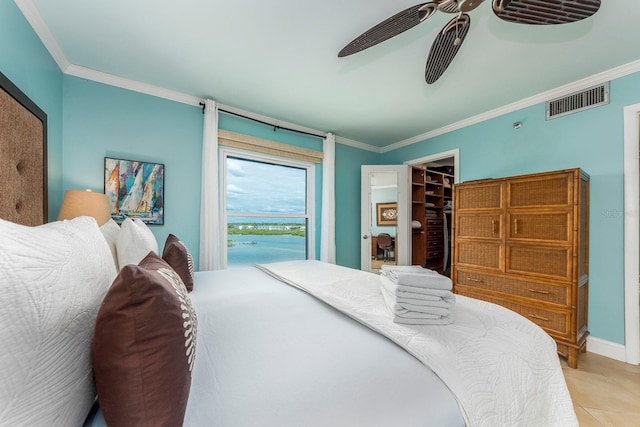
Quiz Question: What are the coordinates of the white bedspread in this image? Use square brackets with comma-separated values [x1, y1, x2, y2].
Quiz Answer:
[257, 260, 578, 427]
[85, 265, 465, 427]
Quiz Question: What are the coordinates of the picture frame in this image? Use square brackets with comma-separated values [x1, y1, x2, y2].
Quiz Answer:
[376, 202, 397, 226]
[104, 157, 164, 225]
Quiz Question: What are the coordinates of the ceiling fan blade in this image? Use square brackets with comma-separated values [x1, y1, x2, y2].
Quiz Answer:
[492, 0, 601, 25]
[338, 3, 438, 57]
[424, 14, 471, 84]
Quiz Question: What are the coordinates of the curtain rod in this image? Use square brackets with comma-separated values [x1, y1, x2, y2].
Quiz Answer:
[200, 102, 325, 140]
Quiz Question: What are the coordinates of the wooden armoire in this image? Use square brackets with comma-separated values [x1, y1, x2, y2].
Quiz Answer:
[451, 168, 589, 368]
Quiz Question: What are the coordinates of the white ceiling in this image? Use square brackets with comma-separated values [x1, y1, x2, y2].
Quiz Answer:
[22, 0, 640, 149]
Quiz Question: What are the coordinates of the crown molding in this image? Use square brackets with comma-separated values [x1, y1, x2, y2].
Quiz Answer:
[14, 0, 70, 71]
[381, 59, 640, 153]
[65, 64, 203, 106]
[335, 136, 381, 153]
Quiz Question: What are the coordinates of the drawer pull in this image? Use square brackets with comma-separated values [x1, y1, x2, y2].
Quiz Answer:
[492, 220, 498, 235]
[514, 219, 519, 235]
[528, 288, 551, 295]
[528, 314, 549, 322]
[468, 278, 484, 283]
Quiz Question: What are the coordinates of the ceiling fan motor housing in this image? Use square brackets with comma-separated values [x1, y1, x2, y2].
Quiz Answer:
[438, 0, 486, 13]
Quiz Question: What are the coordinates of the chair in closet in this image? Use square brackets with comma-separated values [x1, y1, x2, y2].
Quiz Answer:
[376, 233, 394, 261]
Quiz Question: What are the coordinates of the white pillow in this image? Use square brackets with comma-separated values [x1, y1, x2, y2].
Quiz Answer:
[0, 216, 117, 426]
[116, 217, 159, 268]
[100, 218, 120, 270]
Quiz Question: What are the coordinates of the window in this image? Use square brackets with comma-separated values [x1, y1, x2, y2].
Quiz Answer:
[221, 147, 315, 268]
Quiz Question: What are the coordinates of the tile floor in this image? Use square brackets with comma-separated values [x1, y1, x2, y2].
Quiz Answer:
[561, 352, 640, 426]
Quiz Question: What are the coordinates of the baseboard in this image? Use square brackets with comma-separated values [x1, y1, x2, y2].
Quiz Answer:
[587, 336, 627, 363]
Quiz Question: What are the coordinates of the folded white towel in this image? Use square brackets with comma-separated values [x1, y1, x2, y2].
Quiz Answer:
[380, 285, 454, 325]
[380, 276, 455, 308]
[380, 266, 452, 290]
[380, 265, 430, 274]
[380, 284, 452, 317]
[393, 315, 454, 325]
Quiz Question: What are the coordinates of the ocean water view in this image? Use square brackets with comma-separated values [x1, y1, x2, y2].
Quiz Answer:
[227, 233, 306, 267]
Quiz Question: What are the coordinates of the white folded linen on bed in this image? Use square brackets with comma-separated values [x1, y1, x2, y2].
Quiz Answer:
[380, 284, 453, 318]
[380, 266, 452, 290]
[258, 260, 578, 427]
[380, 275, 455, 307]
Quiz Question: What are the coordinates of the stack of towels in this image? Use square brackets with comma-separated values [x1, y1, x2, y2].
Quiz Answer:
[379, 265, 455, 325]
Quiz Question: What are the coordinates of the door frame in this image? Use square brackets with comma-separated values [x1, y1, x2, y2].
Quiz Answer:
[404, 148, 460, 185]
[404, 149, 459, 271]
[623, 103, 640, 364]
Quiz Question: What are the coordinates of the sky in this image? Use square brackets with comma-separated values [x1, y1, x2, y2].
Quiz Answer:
[225, 157, 306, 218]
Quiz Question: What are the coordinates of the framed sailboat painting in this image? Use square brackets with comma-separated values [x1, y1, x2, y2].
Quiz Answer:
[104, 157, 165, 225]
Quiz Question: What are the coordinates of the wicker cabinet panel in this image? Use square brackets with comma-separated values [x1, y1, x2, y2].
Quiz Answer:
[456, 269, 570, 307]
[506, 244, 571, 280]
[507, 213, 571, 243]
[452, 168, 589, 368]
[455, 242, 501, 270]
[457, 214, 502, 239]
[456, 183, 502, 210]
[508, 175, 571, 208]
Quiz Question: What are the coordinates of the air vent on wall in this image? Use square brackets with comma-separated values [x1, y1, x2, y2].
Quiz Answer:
[546, 82, 609, 120]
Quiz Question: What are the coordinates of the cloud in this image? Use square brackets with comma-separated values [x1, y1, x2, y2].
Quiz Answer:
[226, 158, 245, 177]
[225, 157, 306, 214]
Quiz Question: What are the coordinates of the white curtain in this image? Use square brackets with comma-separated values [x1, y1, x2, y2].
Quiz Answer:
[199, 99, 221, 270]
[320, 132, 336, 264]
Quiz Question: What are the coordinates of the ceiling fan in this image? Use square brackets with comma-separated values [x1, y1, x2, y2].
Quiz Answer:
[338, 0, 601, 84]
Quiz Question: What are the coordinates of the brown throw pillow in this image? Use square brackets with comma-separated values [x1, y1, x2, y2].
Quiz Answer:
[162, 233, 195, 291]
[92, 252, 197, 426]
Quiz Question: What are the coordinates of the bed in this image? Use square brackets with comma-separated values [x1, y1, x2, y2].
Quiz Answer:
[0, 72, 578, 426]
[1, 217, 578, 426]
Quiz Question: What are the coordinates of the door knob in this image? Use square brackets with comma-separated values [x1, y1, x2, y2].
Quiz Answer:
[363, 235, 369, 239]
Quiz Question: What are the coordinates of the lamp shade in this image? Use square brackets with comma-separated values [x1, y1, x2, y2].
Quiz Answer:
[58, 189, 112, 226]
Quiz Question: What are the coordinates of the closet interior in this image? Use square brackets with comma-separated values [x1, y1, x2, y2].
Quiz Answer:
[410, 159, 454, 276]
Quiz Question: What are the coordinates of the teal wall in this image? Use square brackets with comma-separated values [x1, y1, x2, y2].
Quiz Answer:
[335, 143, 381, 268]
[0, 1, 63, 221]
[383, 72, 640, 345]
[61, 76, 203, 267]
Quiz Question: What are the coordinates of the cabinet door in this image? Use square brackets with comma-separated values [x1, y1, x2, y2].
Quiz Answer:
[508, 173, 572, 208]
[455, 241, 503, 270]
[456, 213, 503, 239]
[456, 182, 502, 210]
[507, 212, 572, 243]
[506, 243, 572, 281]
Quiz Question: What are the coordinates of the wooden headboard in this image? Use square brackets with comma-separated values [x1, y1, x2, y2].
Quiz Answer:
[0, 72, 48, 226]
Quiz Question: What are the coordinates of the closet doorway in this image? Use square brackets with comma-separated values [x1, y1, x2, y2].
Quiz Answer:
[405, 149, 459, 277]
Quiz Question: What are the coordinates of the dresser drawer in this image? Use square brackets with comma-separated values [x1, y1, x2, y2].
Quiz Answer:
[455, 270, 570, 307]
[427, 239, 443, 248]
[426, 219, 443, 229]
[427, 250, 443, 259]
[427, 229, 443, 238]
[458, 290, 571, 338]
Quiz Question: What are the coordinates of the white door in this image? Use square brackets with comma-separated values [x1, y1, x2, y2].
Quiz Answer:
[361, 165, 409, 272]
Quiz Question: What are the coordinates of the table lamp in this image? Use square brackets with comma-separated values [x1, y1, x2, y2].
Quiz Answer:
[57, 189, 111, 226]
